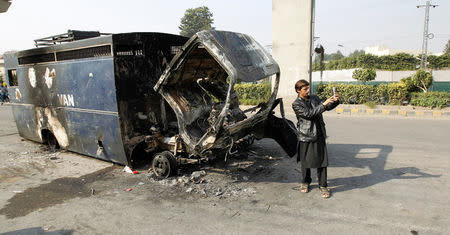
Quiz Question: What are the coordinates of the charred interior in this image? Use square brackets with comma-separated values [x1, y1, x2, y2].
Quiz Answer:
[161, 46, 245, 141]
[112, 33, 188, 165]
[155, 31, 284, 161]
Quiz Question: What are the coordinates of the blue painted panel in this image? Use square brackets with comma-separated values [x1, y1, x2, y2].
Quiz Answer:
[54, 58, 118, 111]
[16, 57, 118, 112]
[11, 57, 128, 164]
[10, 104, 42, 143]
[62, 109, 128, 165]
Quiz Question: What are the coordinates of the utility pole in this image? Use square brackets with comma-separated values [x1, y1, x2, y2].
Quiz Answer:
[417, 1, 438, 69]
[309, 0, 315, 92]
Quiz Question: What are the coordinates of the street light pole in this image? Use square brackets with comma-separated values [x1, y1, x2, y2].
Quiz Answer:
[417, 1, 438, 69]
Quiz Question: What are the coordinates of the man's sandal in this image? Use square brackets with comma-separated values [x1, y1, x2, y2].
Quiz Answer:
[320, 187, 330, 198]
[300, 183, 309, 193]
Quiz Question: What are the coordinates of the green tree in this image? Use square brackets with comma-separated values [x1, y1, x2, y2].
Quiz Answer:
[311, 50, 449, 72]
[352, 68, 376, 83]
[327, 50, 344, 61]
[348, 49, 365, 58]
[400, 76, 421, 93]
[356, 54, 379, 68]
[444, 39, 450, 55]
[179, 6, 214, 37]
[410, 69, 433, 93]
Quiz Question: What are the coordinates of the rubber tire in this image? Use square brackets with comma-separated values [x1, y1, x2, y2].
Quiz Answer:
[152, 151, 177, 178]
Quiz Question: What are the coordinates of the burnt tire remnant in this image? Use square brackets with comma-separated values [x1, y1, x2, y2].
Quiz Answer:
[152, 151, 177, 179]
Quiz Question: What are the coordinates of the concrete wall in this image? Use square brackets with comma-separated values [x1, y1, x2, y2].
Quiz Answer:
[432, 70, 450, 82]
[272, 0, 312, 100]
[312, 69, 450, 83]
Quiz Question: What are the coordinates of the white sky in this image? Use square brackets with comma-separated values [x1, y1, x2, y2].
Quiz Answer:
[0, 0, 449, 55]
[315, 0, 450, 55]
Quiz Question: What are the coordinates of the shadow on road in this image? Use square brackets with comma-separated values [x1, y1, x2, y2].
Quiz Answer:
[213, 140, 440, 194]
[327, 143, 441, 193]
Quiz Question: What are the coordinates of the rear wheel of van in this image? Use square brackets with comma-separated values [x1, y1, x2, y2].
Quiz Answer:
[152, 151, 177, 178]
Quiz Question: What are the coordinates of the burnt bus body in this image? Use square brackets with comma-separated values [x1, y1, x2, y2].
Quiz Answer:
[4, 30, 297, 177]
[4, 32, 188, 166]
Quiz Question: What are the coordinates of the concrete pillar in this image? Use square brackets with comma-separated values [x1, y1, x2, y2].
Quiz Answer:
[272, 0, 312, 104]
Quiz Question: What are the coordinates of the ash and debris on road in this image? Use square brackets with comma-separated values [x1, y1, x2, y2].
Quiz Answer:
[1, 144, 64, 179]
[4, 143, 64, 166]
[1, 137, 291, 202]
[136, 150, 282, 200]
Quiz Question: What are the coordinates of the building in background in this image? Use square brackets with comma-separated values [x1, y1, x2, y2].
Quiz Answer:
[364, 45, 442, 57]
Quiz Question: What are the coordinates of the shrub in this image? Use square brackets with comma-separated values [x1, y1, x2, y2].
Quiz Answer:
[317, 83, 377, 104]
[411, 69, 433, 93]
[400, 76, 421, 93]
[234, 82, 271, 105]
[352, 68, 376, 83]
[316, 83, 407, 105]
[410, 92, 450, 109]
[428, 54, 450, 69]
[384, 83, 408, 105]
[316, 83, 328, 98]
[374, 84, 389, 104]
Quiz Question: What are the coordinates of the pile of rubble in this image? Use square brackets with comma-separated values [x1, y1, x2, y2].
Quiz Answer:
[147, 170, 257, 199]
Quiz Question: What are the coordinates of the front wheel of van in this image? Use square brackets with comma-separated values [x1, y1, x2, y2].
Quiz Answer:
[152, 151, 177, 178]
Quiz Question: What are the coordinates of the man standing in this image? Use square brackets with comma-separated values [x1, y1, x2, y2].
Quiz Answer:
[292, 79, 339, 198]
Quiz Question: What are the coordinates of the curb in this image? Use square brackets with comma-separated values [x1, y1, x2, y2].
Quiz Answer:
[334, 107, 450, 118]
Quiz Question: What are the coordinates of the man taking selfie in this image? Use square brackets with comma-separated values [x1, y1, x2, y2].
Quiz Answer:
[292, 79, 339, 198]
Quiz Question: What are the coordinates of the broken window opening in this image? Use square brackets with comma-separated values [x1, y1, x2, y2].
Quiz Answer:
[18, 53, 55, 65]
[160, 46, 228, 142]
[56, 45, 112, 61]
[234, 77, 273, 119]
[7, 69, 18, 86]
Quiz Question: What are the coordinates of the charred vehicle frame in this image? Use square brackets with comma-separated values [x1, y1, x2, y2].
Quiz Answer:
[4, 30, 297, 178]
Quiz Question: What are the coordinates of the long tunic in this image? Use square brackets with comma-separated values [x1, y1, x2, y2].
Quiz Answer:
[297, 99, 328, 168]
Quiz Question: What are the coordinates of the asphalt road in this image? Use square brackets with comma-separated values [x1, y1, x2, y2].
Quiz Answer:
[0, 105, 449, 234]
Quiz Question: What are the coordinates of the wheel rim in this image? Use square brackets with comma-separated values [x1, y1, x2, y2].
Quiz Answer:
[152, 154, 171, 177]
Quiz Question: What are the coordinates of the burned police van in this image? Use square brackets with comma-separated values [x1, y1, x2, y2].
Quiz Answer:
[3, 30, 297, 178]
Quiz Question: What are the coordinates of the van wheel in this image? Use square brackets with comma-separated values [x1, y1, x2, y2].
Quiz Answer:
[152, 151, 177, 178]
